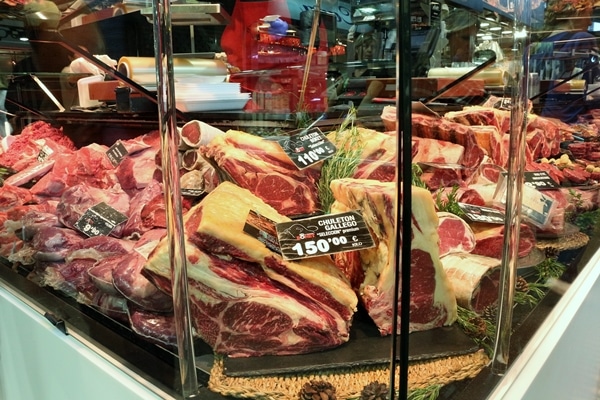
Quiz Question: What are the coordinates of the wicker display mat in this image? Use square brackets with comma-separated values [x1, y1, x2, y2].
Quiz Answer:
[209, 349, 490, 399]
[535, 231, 589, 253]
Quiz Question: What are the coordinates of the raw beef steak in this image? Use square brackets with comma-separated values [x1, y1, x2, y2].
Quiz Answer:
[437, 212, 476, 257]
[330, 178, 457, 335]
[144, 182, 358, 357]
[200, 130, 321, 217]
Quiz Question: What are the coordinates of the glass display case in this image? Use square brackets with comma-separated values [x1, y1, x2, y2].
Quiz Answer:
[0, 0, 599, 399]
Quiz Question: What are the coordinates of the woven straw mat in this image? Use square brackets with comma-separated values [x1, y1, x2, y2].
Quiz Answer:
[209, 349, 490, 399]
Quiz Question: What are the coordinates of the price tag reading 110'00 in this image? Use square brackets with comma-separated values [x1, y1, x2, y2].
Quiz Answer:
[275, 211, 375, 260]
[277, 127, 337, 169]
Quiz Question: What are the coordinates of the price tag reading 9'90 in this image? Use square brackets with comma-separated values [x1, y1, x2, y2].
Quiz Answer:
[277, 127, 337, 169]
[275, 211, 375, 260]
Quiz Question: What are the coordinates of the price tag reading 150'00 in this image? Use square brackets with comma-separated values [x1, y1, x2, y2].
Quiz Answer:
[277, 127, 337, 169]
[275, 211, 375, 260]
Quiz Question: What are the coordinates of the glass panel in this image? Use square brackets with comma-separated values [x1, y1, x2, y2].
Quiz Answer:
[0, 0, 598, 399]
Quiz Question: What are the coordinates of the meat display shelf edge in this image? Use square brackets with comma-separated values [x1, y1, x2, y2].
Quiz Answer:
[0, 258, 190, 397]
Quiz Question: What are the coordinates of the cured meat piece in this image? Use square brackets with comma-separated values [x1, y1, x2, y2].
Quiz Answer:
[470, 223, 535, 259]
[180, 119, 225, 148]
[144, 182, 357, 357]
[412, 137, 465, 165]
[437, 212, 476, 257]
[201, 130, 321, 216]
[440, 252, 501, 313]
[412, 113, 486, 171]
[56, 184, 131, 238]
[380, 105, 396, 132]
[330, 178, 457, 335]
[112, 229, 172, 313]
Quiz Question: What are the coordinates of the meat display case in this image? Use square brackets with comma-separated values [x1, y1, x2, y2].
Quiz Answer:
[2, 0, 600, 399]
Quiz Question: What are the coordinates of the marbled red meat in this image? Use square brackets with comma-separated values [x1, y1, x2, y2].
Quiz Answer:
[201, 130, 321, 217]
[330, 179, 457, 335]
[471, 223, 535, 259]
[437, 212, 476, 257]
[144, 182, 357, 357]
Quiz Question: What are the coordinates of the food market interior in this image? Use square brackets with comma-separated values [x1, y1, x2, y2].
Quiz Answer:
[1, 0, 600, 399]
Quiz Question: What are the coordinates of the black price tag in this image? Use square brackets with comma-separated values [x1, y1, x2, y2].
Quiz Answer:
[37, 144, 54, 163]
[181, 188, 205, 197]
[106, 140, 129, 167]
[493, 97, 512, 110]
[243, 210, 282, 254]
[277, 127, 336, 169]
[276, 211, 375, 260]
[524, 171, 560, 190]
[430, 1, 441, 22]
[458, 203, 505, 224]
[74, 202, 128, 237]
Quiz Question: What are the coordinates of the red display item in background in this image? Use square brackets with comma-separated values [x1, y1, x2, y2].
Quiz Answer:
[221, 0, 329, 113]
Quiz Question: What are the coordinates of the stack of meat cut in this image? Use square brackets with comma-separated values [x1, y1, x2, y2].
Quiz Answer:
[143, 182, 358, 357]
[4, 97, 598, 358]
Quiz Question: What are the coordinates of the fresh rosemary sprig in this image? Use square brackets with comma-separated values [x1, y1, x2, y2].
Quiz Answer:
[535, 257, 567, 282]
[455, 306, 495, 356]
[411, 163, 428, 189]
[434, 185, 464, 217]
[573, 208, 600, 236]
[317, 107, 362, 213]
[407, 385, 442, 400]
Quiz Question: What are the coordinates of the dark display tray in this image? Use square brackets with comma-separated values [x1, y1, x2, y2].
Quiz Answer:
[223, 307, 479, 377]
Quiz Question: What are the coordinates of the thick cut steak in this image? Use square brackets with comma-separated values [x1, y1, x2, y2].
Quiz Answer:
[470, 223, 536, 259]
[411, 113, 485, 172]
[144, 182, 357, 357]
[201, 130, 321, 216]
[437, 212, 476, 257]
[330, 178, 457, 335]
[440, 252, 501, 313]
